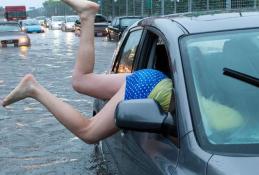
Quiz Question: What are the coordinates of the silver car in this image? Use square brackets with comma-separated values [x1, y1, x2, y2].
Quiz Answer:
[49, 16, 65, 30]
[0, 21, 30, 47]
[93, 11, 259, 175]
[61, 15, 79, 32]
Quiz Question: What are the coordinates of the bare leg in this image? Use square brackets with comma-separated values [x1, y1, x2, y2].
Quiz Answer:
[2, 74, 124, 144]
[62, 0, 128, 99]
[62, 0, 99, 74]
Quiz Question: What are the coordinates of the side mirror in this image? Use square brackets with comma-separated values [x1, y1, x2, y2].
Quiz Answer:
[115, 99, 177, 136]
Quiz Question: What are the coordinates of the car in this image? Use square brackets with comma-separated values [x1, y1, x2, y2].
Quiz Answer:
[74, 19, 81, 37]
[35, 16, 46, 26]
[106, 16, 142, 41]
[93, 11, 259, 175]
[0, 21, 31, 47]
[61, 15, 79, 32]
[0, 21, 30, 47]
[73, 14, 109, 37]
[94, 14, 109, 37]
[45, 18, 51, 28]
[19, 19, 44, 33]
[49, 16, 65, 30]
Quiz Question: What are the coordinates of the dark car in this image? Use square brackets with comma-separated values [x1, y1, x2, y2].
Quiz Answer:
[93, 11, 259, 175]
[0, 21, 30, 47]
[73, 14, 109, 37]
[106, 16, 142, 41]
[94, 14, 109, 37]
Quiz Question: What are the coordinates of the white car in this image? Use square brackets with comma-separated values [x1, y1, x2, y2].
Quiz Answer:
[49, 16, 65, 30]
[61, 15, 79, 32]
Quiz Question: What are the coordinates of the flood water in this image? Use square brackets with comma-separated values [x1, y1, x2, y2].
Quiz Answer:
[0, 29, 117, 174]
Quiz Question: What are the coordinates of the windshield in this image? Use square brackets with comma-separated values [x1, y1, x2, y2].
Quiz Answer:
[181, 29, 259, 154]
[36, 16, 45, 20]
[6, 11, 26, 18]
[0, 23, 21, 32]
[95, 15, 107, 23]
[52, 16, 65, 22]
[120, 18, 140, 27]
[66, 16, 78, 22]
[24, 20, 39, 26]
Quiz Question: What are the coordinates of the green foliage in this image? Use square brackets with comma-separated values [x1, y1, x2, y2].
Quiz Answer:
[43, 0, 76, 17]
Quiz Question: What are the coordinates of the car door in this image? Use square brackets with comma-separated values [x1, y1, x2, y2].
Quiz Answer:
[103, 27, 179, 175]
[99, 27, 164, 175]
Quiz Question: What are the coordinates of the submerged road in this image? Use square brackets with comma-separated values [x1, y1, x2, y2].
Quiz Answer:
[0, 29, 117, 174]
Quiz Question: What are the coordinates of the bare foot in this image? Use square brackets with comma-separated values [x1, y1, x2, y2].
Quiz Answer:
[62, 0, 99, 19]
[2, 74, 38, 107]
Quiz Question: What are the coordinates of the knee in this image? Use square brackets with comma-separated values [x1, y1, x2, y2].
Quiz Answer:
[72, 73, 84, 93]
[72, 77, 81, 93]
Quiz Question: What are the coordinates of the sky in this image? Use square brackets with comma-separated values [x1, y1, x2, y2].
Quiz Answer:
[1, 0, 47, 9]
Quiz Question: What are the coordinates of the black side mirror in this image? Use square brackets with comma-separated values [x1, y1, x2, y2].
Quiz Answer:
[115, 99, 177, 136]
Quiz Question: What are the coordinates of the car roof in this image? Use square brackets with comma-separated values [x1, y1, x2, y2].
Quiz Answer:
[140, 11, 259, 34]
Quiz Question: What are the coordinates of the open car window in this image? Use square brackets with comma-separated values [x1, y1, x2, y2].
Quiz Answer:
[113, 29, 143, 73]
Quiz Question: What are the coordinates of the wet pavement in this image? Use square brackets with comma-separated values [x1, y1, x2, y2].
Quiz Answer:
[0, 29, 117, 175]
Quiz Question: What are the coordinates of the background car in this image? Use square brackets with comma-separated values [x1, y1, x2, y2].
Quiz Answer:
[106, 16, 142, 41]
[93, 11, 259, 175]
[45, 18, 51, 28]
[35, 16, 46, 26]
[49, 16, 65, 30]
[19, 19, 44, 33]
[94, 14, 109, 37]
[61, 15, 79, 32]
[0, 21, 30, 47]
[73, 14, 109, 37]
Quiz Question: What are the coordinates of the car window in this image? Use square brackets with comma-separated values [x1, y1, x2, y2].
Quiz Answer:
[66, 16, 78, 22]
[52, 16, 65, 21]
[24, 20, 39, 26]
[114, 19, 119, 26]
[181, 29, 259, 152]
[111, 18, 116, 26]
[120, 18, 141, 27]
[114, 30, 143, 73]
[140, 32, 171, 77]
[95, 15, 107, 23]
[0, 23, 21, 32]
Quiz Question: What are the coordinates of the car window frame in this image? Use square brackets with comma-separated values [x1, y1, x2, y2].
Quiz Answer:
[111, 26, 144, 73]
[111, 18, 116, 26]
[133, 26, 180, 146]
[114, 18, 120, 27]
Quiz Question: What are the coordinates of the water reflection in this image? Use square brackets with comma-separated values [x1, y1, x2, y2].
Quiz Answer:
[52, 30, 61, 53]
[0, 31, 117, 174]
[65, 32, 75, 46]
[19, 46, 29, 58]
